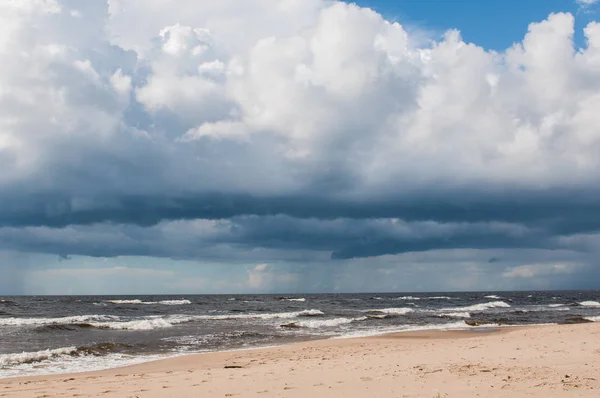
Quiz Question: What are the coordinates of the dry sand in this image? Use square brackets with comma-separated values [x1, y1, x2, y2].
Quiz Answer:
[2, 323, 600, 397]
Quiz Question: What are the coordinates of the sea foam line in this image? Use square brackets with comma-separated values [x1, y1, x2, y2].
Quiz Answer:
[579, 301, 600, 307]
[0, 310, 327, 330]
[104, 299, 191, 305]
[441, 301, 511, 312]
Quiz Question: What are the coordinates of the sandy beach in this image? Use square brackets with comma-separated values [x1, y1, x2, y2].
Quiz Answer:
[1, 323, 599, 397]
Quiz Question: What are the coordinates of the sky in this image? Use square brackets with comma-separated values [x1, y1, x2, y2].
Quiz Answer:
[1, 0, 600, 295]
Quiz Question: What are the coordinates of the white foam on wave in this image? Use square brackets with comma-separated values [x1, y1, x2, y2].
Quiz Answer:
[158, 300, 192, 305]
[394, 296, 451, 301]
[0, 348, 169, 378]
[197, 309, 324, 321]
[89, 311, 324, 330]
[0, 309, 328, 331]
[548, 304, 566, 308]
[0, 347, 78, 368]
[579, 301, 600, 307]
[372, 307, 415, 315]
[105, 299, 145, 304]
[282, 298, 306, 302]
[439, 312, 471, 319]
[0, 315, 118, 327]
[441, 301, 511, 312]
[90, 317, 186, 331]
[584, 316, 600, 322]
[105, 299, 191, 305]
[484, 295, 502, 299]
[293, 317, 367, 329]
[336, 321, 473, 339]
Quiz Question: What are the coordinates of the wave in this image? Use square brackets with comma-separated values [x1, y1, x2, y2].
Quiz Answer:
[38, 315, 194, 331]
[579, 301, 600, 307]
[1, 310, 327, 331]
[0, 347, 79, 367]
[336, 320, 475, 339]
[0, 315, 118, 327]
[441, 301, 511, 312]
[0, 342, 135, 368]
[484, 295, 502, 299]
[105, 299, 146, 305]
[104, 299, 191, 305]
[584, 316, 600, 322]
[465, 319, 511, 327]
[199, 309, 324, 321]
[86, 311, 323, 330]
[90, 317, 186, 330]
[369, 308, 414, 316]
[35, 323, 96, 333]
[281, 317, 367, 329]
[394, 296, 451, 301]
[439, 312, 471, 319]
[280, 298, 306, 302]
[548, 304, 566, 308]
[365, 314, 388, 319]
[560, 316, 594, 324]
[157, 300, 192, 305]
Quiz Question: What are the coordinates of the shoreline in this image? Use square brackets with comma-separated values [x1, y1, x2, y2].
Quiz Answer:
[1, 326, 513, 382]
[0, 323, 513, 381]
[4, 323, 600, 397]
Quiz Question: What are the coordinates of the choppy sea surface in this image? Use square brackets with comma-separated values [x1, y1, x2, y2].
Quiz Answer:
[1, 291, 600, 378]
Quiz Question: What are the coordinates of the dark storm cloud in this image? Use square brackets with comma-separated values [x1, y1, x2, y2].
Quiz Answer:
[0, 210, 580, 260]
[1, 187, 600, 231]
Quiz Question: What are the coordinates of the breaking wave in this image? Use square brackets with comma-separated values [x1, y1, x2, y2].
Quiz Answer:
[441, 301, 511, 312]
[158, 300, 192, 305]
[584, 316, 600, 322]
[280, 298, 306, 302]
[281, 317, 367, 329]
[0, 315, 118, 327]
[0, 347, 78, 367]
[104, 299, 191, 305]
[0, 310, 327, 331]
[578, 301, 600, 307]
[394, 296, 451, 301]
[0, 343, 131, 368]
[199, 309, 324, 321]
[369, 308, 414, 316]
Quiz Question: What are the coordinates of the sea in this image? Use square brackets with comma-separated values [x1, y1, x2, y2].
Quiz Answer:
[1, 290, 600, 378]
